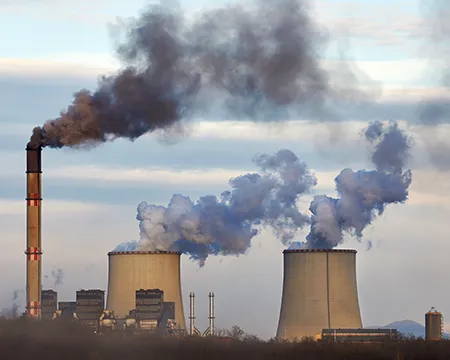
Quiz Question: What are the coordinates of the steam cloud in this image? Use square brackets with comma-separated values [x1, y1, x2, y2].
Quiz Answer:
[1, 290, 20, 319]
[115, 121, 413, 264]
[28, 0, 366, 149]
[291, 120, 412, 249]
[115, 149, 317, 265]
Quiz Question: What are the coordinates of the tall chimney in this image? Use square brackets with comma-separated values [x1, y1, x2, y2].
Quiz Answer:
[208, 292, 215, 336]
[25, 145, 43, 318]
[189, 292, 195, 336]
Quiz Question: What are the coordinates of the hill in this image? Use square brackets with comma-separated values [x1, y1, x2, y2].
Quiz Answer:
[366, 319, 449, 338]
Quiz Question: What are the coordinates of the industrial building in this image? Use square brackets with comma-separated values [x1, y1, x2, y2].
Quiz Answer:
[58, 301, 76, 317]
[75, 289, 105, 329]
[425, 307, 443, 340]
[41, 290, 57, 320]
[106, 251, 186, 331]
[318, 328, 398, 343]
[277, 249, 362, 340]
[135, 289, 176, 331]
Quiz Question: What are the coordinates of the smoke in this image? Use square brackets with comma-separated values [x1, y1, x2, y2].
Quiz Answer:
[114, 149, 317, 265]
[1, 290, 20, 319]
[113, 121, 412, 263]
[51, 268, 64, 287]
[28, 0, 370, 149]
[291, 120, 413, 249]
[44, 267, 64, 288]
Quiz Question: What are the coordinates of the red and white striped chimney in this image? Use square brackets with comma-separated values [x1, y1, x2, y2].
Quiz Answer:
[25, 145, 43, 318]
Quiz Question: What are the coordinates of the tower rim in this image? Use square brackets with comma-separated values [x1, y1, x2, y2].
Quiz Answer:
[107, 250, 182, 256]
[283, 249, 357, 254]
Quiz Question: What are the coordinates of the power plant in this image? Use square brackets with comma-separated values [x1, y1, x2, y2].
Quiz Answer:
[277, 249, 363, 340]
[106, 251, 186, 330]
[21, 147, 216, 335]
[20, 148, 443, 341]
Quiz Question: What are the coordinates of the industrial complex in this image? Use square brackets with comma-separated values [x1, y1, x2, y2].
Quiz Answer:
[22, 145, 445, 341]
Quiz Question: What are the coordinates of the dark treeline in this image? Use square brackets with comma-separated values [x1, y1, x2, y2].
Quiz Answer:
[1, 320, 450, 360]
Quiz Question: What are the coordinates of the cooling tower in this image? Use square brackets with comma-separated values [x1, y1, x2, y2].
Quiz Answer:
[106, 251, 186, 330]
[276, 249, 362, 340]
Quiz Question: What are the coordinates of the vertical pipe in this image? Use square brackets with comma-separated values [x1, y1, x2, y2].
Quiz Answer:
[209, 292, 215, 336]
[326, 252, 331, 329]
[25, 145, 42, 319]
[189, 292, 195, 336]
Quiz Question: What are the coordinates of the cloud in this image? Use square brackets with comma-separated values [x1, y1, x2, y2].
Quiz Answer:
[0, 0, 147, 24]
[0, 54, 439, 87]
[0, 198, 109, 215]
[0, 56, 119, 80]
[314, 0, 425, 48]
[40, 164, 450, 209]
[1, 0, 426, 50]
[43, 164, 332, 190]
[185, 120, 367, 143]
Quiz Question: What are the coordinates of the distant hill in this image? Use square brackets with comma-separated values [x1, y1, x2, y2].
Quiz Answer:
[366, 320, 449, 339]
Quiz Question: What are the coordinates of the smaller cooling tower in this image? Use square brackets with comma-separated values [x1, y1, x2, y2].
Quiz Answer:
[276, 249, 362, 340]
[106, 251, 186, 330]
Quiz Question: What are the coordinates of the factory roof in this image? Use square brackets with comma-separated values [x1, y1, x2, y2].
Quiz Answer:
[108, 250, 182, 256]
[283, 249, 357, 254]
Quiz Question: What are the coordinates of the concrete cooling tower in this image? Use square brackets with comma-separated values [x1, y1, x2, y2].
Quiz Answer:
[106, 251, 186, 330]
[276, 249, 362, 340]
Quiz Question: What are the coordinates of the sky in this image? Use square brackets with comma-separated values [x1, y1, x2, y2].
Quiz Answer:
[0, 0, 450, 339]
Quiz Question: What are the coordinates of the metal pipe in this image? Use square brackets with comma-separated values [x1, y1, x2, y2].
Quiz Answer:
[209, 292, 215, 336]
[189, 292, 195, 336]
[25, 145, 43, 319]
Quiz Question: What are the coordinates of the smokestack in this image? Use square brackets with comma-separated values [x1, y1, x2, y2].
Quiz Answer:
[276, 249, 362, 340]
[208, 292, 215, 336]
[25, 145, 43, 318]
[106, 251, 186, 330]
[189, 292, 195, 336]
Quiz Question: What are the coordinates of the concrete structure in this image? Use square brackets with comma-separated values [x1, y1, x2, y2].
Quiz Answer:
[58, 301, 76, 318]
[319, 328, 398, 343]
[276, 249, 362, 340]
[41, 290, 57, 320]
[25, 145, 43, 318]
[106, 251, 186, 330]
[425, 307, 442, 340]
[76, 289, 105, 328]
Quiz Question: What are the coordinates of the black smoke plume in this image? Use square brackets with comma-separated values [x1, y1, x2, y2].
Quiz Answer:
[28, 0, 367, 149]
[291, 120, 413, 249]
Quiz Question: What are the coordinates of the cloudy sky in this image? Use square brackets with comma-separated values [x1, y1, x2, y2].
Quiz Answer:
[1, 0, 450, 338]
